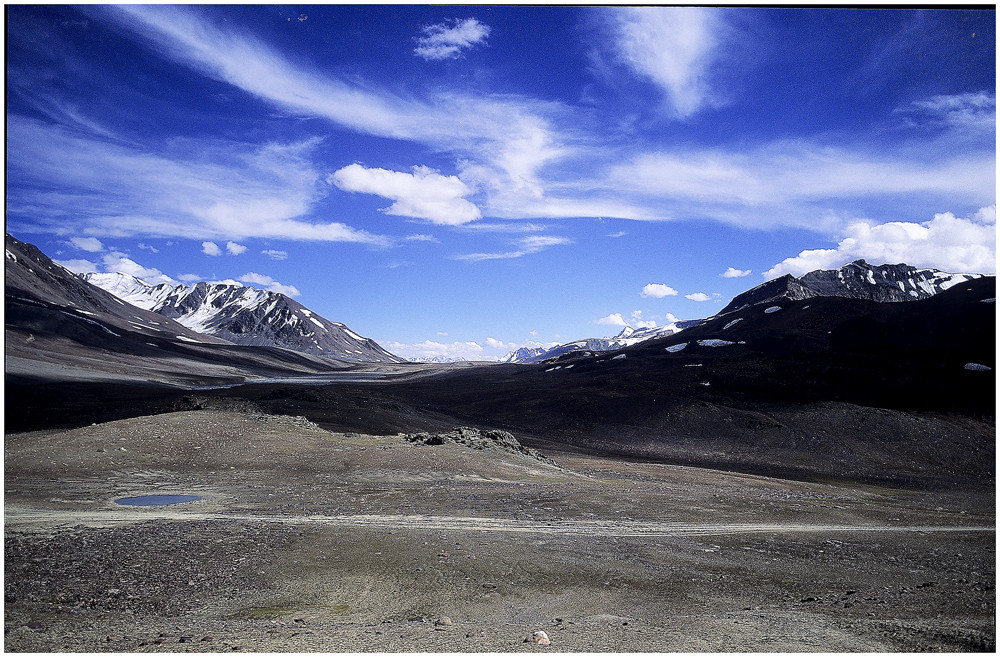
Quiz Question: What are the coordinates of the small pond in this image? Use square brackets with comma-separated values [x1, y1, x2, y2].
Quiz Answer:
[115, 495, 202, 506]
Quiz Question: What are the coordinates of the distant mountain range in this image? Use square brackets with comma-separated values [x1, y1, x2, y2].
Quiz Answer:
[5, 232, 991, 375]
[5, 233, 408, 386]
[503, 260, 984, 364]
[82, 273, 403, 363]
[502, 324, 686, 364]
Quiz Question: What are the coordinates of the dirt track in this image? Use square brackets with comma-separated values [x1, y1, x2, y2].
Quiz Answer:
[5, 506, 993, 538]
[5, 409, 996, 652]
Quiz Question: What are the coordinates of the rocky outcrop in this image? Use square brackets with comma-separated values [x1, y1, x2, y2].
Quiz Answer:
[403, 427, 552, 464]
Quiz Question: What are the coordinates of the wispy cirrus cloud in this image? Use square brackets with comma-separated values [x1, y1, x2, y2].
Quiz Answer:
[6, 115, 389, 246]
[607, 7, 731, 118]
[605, 139, 995, 230]
[414, 18, 490, 61]
[452, 235, 572, 262]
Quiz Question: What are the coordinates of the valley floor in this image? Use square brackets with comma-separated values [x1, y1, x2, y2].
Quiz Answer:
[4, 408, 995, 652]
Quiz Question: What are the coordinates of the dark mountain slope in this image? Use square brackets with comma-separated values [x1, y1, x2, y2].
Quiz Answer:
[5, 233, 367, 390]
[720, 259, 982, 314]
[233, 278, 994, 486]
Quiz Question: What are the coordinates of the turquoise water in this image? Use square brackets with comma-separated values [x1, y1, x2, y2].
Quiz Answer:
[115, 494, 201, 506]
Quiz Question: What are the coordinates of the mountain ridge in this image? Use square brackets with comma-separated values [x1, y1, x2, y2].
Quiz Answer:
[83, 272, 404, 364]
[719, 259, 982, 314]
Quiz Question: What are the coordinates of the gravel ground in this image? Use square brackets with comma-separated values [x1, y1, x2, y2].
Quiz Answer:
[5, 409, 995, 652]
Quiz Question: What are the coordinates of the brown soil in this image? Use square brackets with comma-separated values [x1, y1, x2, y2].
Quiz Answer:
[5, 408, 995, 652]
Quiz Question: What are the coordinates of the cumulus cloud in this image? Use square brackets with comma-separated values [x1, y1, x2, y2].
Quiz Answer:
[226, 241, 247, 255]
[640, 283, 678, 298]
[596, 313, 628, 327]
[630, 310, 657, 329]
[102, 251, 176, 285]
[609, 7, 727, 118]
[453, 235, 572, 262]
[764, 206, 997, 278]
[238, 272, 301, 297]
[329, 163, 481, 226]
[685, 292, 712, 301]
[69, 236, 104, 252]
[202, 241, 222, 256]
[721, 267, 751, 278]
[261, 249, 287, 260]
[414, 18, 490, 61]
[485, 337, 518, 351]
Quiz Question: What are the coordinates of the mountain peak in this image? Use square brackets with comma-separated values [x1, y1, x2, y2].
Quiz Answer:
[84, 274, 404, 363]
[720, 261, 983, 315]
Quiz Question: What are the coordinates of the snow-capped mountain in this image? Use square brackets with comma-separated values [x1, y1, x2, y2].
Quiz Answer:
[503, 324, 681, 364]
[720, 260, 983, 315]
[5, 234, 225, 347]
[83, 273, 404, 363]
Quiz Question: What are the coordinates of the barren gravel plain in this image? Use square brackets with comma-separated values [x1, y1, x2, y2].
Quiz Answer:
[5, 404, 995, 652]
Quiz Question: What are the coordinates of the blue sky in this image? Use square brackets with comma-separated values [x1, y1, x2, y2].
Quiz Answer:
[6, 5, 996, 361]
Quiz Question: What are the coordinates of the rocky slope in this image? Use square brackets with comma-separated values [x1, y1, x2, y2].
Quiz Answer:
[720, 260, 982, 314]
[83, 273, 403, 363]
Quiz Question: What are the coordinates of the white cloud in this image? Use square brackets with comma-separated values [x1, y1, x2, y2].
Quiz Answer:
[630, 310, 657, 329]
[382, 339, 486, 361]
[96, 6, 623, 225]
[414, 18, 490, 61]
[329, 163, 481, 226]
[56, 258, 100, 274]
[176, 273, 202, 282]
[226, 241, 247, 255]
[764, 206, 997, 278]
[404, 234, 440, 243]
[596, 313, 628, 327]
[609, 7, 726, 118]
[721, 267, 751, 278]
[137, 242, 159, 253]
[102, 251, 176, 285]
[685, 292, 712, 301]
[606, 142, 996, 232]
[238, 272, 301, 297]
[69, 236, 104, 252]
[7, 115, 390, 246]
[485, 337, 518, 351]
[202, 241, 222, 256]
[640, 283, 678, 298]
[453, 235, 572, 262]
[261, 249, 287, 260]
[900, 91, 996, 132]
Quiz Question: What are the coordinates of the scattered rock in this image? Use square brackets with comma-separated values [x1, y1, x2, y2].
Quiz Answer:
[435, 617, 453, 627]
[201, 636, 216, 642]
[403, 427, 553, 464]
[526, 630, 551, 645]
